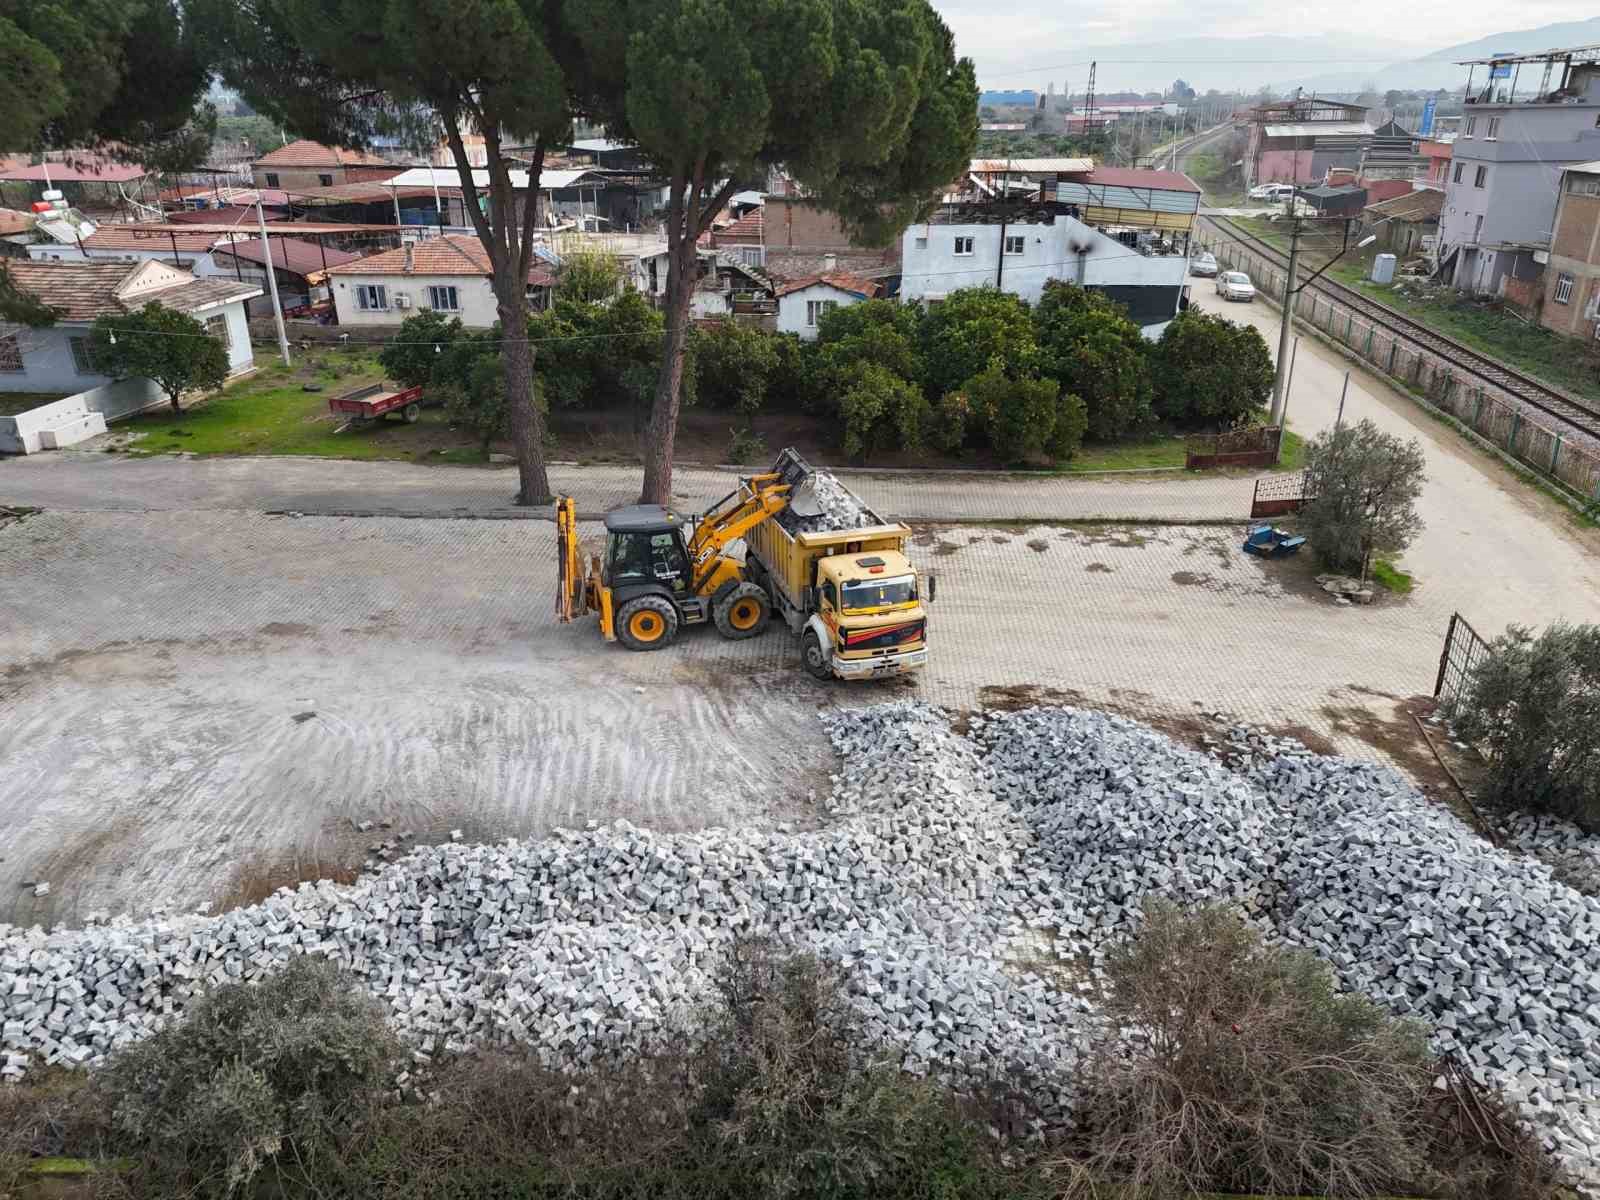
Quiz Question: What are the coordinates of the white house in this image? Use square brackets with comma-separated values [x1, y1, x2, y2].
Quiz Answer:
[324, 234, 555, 327]
[774, 272, 882, 338]
[0, 260, 260, 452]
[900, 166, 1200, 336]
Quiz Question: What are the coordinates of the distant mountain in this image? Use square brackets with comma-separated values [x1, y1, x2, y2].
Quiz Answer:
[1284, 16, 1600, 94]
[975, 34, 1428, 96]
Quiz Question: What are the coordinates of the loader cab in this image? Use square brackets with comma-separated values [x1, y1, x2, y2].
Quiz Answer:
[602, 506, 690, 596]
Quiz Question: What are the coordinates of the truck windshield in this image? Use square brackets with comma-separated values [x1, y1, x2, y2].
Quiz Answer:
[841, 575, 916, 611]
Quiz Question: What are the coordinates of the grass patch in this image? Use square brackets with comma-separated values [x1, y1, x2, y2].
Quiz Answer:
[1330, 263, 1600, 404]
[0, 391, 69, 417]
[118, 349, 479, 462]
[1371, 559, 1414, 594]
[1059, 436, 1186, 472]
[1277, 429, 1307, 471]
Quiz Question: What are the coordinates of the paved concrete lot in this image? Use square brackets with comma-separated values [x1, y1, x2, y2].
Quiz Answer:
[7, 498, 1591, 928]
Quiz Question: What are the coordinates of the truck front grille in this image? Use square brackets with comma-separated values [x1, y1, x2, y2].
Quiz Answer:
[841, 620, 924, 653]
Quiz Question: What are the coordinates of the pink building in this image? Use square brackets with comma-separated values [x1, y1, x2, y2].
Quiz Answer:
[1245, 96, 1370, 187]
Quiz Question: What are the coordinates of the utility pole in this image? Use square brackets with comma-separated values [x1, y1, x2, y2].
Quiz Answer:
[257, 197, 291, 367]
[1269, 214, 1300, 425]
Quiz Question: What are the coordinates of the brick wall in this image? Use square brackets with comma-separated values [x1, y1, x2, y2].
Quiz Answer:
[1552, 193, 1600, 263]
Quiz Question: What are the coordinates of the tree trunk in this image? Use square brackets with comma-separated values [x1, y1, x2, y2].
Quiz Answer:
[494, 276, 551, 505]
[639, 237, 697, 506]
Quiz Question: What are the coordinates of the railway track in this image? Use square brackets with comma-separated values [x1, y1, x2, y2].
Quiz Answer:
[1202, 214, 1600, 444]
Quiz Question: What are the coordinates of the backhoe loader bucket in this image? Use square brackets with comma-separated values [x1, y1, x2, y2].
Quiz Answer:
[770, 447, 823, 518]
[555, 497, 587, 622]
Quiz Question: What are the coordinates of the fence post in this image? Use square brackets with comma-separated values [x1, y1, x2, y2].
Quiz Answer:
[1435, 613, 1458, 699]
[1387, 340, 1398, 372]
[1365, 327, 1374, 357]
[1508, 409, 1521, 452]
[1346, 313, 1354, 342]
[1552, 435, 1563, 474]
[1442, 374, 1455, 405]
[1473, 389, 1483, 428]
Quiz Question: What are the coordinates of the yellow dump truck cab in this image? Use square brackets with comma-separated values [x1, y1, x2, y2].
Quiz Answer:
[800, 549, 929, 679]
[593, 504, 770, 651]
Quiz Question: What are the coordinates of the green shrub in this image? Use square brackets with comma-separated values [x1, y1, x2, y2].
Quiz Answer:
[932, 389, 972, 453]
[960, 365, 1058, 463]
[378, 309, 467, 389]
[1072, 902, 1435, 1200]
[816, 298, 924, 388]
[1033, 281, 1153, 442]
[919, 288, 1039, 399]
[727, 424, 767, 464]
[96, 955, 399, 1195]
[837, 361, 930, 458]
[693, 318, 779, 413]
[1301, 418, 1426, 577]
[1150, 308, 1275, 428]
[1448, 621, 1600, 830]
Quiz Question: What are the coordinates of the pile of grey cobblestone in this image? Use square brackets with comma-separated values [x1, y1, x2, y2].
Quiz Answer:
[774, 470, 876, 534]
[2, 702, 1597, 1185]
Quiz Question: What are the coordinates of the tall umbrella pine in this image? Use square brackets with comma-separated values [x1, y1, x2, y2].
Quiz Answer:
[570, 0, 977, 504]
[188, 0, 574, 504]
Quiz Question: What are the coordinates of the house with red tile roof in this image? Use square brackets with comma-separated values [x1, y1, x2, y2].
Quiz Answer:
[773, 272, 882, 338]
[0, 260, 261, 443]
[250, 140, 399, 193]
[324, 234, 555, 327]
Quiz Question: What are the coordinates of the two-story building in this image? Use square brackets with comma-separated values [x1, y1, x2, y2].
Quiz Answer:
[1243, 95, 1371, 188]
[1437, 45, 1600, 299]
[899, 166, 1200, 337]
[250, 140, 399, 193]
[1540, 161, 1600, 338]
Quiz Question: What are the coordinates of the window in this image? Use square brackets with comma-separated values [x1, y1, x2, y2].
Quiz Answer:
[1463, 117, 1476, 138]
[1452, 162, 1464, 184]
[1474, 165, 1488, 188]
[1004, 234, 1026, 255]
[820, 580, 838, 610]
[1473, 214, 1484, 241]
[69, 337, 101, 375]
[913, 236, 928, 249]
[1570, 175, 1600, 197]
[264, 172, 280, 188]
[427, 285, 460, 311]
[1485, 117, 1501, 140]
[0, 333, 22, 372]
[805, 298, 838, 326]
[953, 235, 974, 256]
[1555, 272, 1575, 304]
[355, 284, 388, 311]
[841, 575, 917, 612]
[318, 173, 334, 187]
[204, 314, 231, 350]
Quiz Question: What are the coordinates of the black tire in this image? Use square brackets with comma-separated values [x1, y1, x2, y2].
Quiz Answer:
[402, 402, 421, 423]
[743, 554, 768, 594]
[713, 581, 770, 640]
[801, 630, 833, 680]
[616, 596, 679, 651]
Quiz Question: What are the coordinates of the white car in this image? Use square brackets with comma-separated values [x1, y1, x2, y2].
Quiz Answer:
[1216, 270, 1255, 302]
[1189, 251, 1218, 277]
[1248, 182, 1296, 202]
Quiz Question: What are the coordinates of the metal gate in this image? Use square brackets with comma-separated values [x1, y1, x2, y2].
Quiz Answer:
[1249, 470, 1314, 518]
[1433, 612, 1492, 706]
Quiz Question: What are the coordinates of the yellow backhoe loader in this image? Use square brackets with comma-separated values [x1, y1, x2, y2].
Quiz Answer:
[556, 449, 932, 678]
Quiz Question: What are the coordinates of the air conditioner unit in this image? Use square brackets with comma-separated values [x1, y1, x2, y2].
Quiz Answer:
[394, 294, 412, 309]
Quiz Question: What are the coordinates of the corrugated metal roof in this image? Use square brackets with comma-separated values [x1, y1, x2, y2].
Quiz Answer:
[1565, 160, 1600, 175]
[1263, 123, 1372, 138]
[970, 157, 1094, 174]
[253, 140, 396, 168]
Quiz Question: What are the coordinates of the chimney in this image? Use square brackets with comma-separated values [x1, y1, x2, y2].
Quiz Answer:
[402, 233, 418, 273]
[823, 252, 837, 272]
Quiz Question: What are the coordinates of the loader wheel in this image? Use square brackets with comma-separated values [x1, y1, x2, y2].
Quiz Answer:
[616, 596, 678, 651]
[801, 631, 833, 680]
[714, 582, 770, 640]
[402, 402, 421, 423]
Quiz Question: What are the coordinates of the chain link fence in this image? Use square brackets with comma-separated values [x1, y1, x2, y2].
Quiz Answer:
[1199, 233, 1600, 508]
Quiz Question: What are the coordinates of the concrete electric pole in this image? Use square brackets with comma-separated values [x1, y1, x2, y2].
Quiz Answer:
[1269, 215, 1300, 427]
[256, 197, 292, 368]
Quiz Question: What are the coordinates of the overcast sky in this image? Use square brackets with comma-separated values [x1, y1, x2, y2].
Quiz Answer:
[934, 0, 1598, 90]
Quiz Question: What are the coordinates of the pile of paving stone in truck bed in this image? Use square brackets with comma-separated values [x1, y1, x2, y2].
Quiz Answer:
[771, 468, 877, 534]
[2, 703, 1597, 1185]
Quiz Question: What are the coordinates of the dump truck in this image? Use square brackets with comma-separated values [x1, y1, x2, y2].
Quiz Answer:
[554, 448, 931, 680]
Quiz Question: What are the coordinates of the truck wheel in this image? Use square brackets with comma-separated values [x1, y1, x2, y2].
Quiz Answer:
[714, 582, 769, 640]
[616, 596, 679, 651]
[402, 402, 421, 423]
[801, 631, 833, 680]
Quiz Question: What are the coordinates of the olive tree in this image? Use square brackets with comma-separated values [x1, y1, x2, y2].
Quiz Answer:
[1301, 418, 1426, 579]
[90, 303, 229, 412]
[1448, 621, 1600, 830]
[569, 0, 978, 503]
[189, 0, 576, 504]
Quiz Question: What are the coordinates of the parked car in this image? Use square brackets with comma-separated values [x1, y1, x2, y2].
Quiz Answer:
[1248, 182, 1296, 202]
[1216, 271, 1256, 302]
[1189, 251, 1218, 277]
